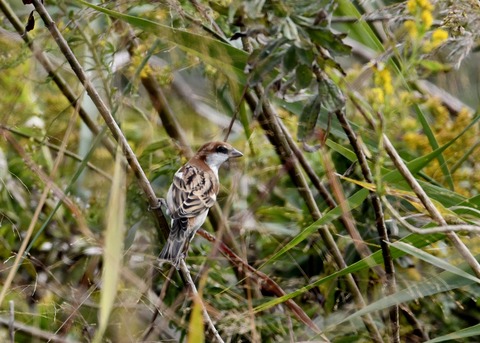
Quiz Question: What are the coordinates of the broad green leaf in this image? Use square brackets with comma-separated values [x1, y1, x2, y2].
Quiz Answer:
[295, 46, 315, 66]
[283, 46, 297, 73]
[297, 96, 321, 141]
[419, 60, 452, 72]
[295, 63, 313, 89]
[318, 74, 345, 112]
[75, 0, 248, 84]
[304, 27, 352, 56]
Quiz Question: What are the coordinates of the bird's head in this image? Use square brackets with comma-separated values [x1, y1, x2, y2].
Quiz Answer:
[196, 141, 243, 170]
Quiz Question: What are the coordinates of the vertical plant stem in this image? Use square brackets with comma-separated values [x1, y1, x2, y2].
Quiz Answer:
[9, 301, 14, 343]
[335, 110, 399, 342]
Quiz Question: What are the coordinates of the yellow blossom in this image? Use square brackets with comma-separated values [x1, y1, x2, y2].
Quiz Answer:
[432, 29, 448, 45]
[403, 131, 421, 150]
[374, 68, 394, 95]
[407, 0, 433, 14]
[400, 117, 418, 131]
[423, 29, 448, 52]
[418, 0, 434, 11]
[369, 87, 385, 104]
[406, 0, 418, 14]
[404, 20, 418, 39]
[421, 10, 433, 30]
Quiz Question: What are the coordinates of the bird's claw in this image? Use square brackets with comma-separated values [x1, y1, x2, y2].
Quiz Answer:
[149, 198, 167, 211]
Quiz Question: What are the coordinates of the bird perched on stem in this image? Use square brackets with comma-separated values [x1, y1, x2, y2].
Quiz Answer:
[159, 141, 243, 268]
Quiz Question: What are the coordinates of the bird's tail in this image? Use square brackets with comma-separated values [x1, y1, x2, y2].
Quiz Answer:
[159, 218, 188, 268]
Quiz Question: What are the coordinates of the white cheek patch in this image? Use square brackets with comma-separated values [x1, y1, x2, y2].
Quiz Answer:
[206, 153, 229, 168]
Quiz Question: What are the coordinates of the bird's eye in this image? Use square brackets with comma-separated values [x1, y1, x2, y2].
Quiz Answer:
[216, 145, 228, 154]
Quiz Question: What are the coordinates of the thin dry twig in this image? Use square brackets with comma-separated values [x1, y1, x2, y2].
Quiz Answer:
[383, 198, 480, 234]
[334, 109, 399, 342]
[9, 301, 14, 343]
[382, 135, 480, 278]
[0, 316, 79, 343]
[179, 260, 225, 343]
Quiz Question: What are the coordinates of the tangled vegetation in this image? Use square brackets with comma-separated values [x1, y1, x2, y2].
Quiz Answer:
[0, 0, 480, 342]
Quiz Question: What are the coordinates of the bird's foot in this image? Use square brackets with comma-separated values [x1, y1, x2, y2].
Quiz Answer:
[149, 198, 168, 211]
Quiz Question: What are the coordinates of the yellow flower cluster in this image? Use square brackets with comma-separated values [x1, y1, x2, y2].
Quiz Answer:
[366, 65, 395, 110]
[374, 68, 394, 95]
[403, 98, 480, 196]
[423, 29, 449, 52]
[403, 0, 449, 52]
[404, 0, 435, 37]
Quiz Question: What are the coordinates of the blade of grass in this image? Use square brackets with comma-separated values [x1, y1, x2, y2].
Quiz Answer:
[426, 323, 480, 343]
[93, 147, 126, 343]
[413, 104, 454, 190]
[389, 241, 480, 284]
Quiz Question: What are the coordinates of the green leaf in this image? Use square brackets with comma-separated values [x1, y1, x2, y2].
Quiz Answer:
[419, 60, 452, 73]
[306, 28, 351, 55]
[297, 96, 321, 141]
[282, 46, 297, 73]
[295, 46, 314, 66]
[295, 64, 313, 89]
[318, 75, 345, 112]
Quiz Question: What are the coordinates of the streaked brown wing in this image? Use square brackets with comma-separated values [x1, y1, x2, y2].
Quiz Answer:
[170, 164, 217, 219]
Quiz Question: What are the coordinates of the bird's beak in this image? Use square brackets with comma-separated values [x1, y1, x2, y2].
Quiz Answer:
[229, 148, 243, 158]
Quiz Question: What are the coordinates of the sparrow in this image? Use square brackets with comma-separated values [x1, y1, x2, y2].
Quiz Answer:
[159, 141, 243, 267]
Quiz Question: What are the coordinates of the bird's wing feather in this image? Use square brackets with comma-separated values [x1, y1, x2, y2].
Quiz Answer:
[169, 164, 217, 219]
